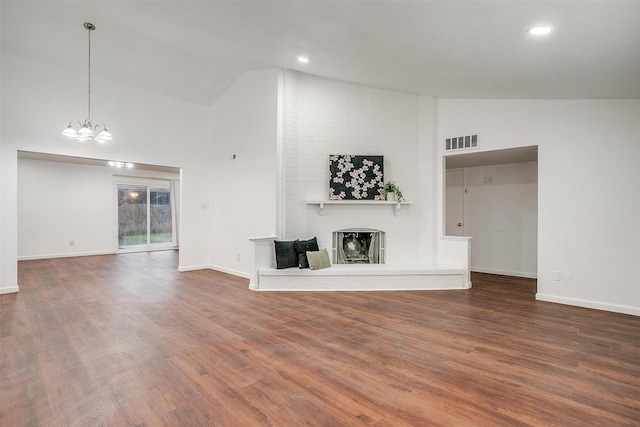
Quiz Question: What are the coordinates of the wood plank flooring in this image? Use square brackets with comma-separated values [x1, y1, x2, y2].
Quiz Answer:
[2, 251, 639, 426]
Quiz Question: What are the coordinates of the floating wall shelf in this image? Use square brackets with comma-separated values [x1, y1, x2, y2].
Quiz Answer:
[306, 200, 410, 216]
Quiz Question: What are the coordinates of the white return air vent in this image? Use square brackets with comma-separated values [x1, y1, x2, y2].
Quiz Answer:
[445, 134, 478, 151]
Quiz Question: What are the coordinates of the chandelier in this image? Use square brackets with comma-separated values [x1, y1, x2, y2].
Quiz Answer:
[62, 23, 112, 143]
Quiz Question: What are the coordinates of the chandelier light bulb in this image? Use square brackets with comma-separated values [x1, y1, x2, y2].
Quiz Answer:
[96, 126, 113, 141]
[62, 124, 78, 138]
[78, 124, 94, 137]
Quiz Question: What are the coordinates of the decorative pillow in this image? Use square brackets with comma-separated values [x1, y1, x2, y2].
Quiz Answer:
[274, 240, 298, 269]
[306, 248, 331, 270]
[294, 237, 319, 268]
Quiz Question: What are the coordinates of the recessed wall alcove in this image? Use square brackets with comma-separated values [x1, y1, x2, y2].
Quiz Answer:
[333, 228, 385, 264]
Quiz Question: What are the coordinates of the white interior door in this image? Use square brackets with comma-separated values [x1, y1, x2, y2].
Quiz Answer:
[445, 169, 466, 236]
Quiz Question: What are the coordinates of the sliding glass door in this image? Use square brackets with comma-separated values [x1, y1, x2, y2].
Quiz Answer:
[150, 189, 173, 245]
[118, 184, 174, 250]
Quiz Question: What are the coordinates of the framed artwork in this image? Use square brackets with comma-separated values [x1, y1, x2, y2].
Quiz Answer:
[328, 155, 384, 200]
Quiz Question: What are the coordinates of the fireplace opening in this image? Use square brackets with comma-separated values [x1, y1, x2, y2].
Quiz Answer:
[333, 229, 385, 264]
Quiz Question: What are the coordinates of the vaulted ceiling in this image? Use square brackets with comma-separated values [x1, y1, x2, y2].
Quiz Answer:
[2, 1, 639, 105]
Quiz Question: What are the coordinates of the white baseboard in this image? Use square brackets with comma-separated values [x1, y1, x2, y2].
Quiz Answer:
[471, 266, 537, 279]
[18, 250, 113, 261]
[0, 285, 20, 294]
[208, 265, 251, 279]
[177, 264, 251, 280]
[536, 293, 640, 317]
[177, 264, 210, 272]
[19, 247, 178, 262]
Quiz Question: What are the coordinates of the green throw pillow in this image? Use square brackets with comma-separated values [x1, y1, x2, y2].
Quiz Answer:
[294, 237, 319, 268]
[306, 248, 331, 270]
[274, 240, 298, 269]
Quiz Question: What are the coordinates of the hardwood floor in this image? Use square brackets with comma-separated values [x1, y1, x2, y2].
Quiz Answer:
[2, 251, 639, 426]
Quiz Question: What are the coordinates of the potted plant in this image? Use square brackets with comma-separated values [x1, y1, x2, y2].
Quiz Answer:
[383, 181, 404, 202]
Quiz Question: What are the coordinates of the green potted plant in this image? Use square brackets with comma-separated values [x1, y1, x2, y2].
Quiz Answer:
[383, 181, 404, 202]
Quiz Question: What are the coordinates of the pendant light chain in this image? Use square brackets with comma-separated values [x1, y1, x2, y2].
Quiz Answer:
[87, 23, 91, 122]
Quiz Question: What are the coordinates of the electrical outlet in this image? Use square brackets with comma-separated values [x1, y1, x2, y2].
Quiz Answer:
[69, 240, 75, 247]
[236, 254, 240, 261]
[552, 271, 560, 281]
[563, 272, 573, 283]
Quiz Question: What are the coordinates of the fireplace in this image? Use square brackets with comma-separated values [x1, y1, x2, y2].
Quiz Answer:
[332, 229, 385, 264]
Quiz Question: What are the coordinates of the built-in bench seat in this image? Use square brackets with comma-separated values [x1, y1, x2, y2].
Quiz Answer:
[254, 264, 467, 291]
[249, 235, 472, 292]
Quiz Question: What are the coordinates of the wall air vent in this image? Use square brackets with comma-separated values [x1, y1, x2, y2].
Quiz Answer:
[445, 134, 478, 151]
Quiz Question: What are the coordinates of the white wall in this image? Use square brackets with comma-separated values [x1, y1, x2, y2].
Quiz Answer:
[438, 99, 640, 315]
[1, 53, 212, 292]
[17, 157, 179, 260]
[209, 68, 280, 277]
[461, 161, 538, 278]
[282, 72, 436, 266]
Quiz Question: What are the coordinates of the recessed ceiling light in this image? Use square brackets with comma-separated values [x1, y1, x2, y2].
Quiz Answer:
[108, 161, 134, 168]
[297, 56, 309, 64]
[528, 26, 552, 35]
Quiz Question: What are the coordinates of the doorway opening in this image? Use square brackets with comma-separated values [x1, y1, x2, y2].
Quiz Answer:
[16, 151, 180, 261]
[444, 146, 538, 282]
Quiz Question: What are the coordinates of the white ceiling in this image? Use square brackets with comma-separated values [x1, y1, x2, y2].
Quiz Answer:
[2, 1, 639, 105]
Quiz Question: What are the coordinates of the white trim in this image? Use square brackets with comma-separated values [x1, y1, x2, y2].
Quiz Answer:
[276, 69, 285, 238]
[471, 267, 537, 279]
[0, 285, 20, 294]
[536, 293, 640, 317]
[209, 264, 251, 279]
[18, 247, 178, 261]
[439, 235, 473, 242]
[112, 174, 178, 182]
[116, 246, 177, 254]
[18, 250, 113, 261]
[249, 235, 279, 242]
[176, 264, 251, 280]
[177, 264, 210, 272]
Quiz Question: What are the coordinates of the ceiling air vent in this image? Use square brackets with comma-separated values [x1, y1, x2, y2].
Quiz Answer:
[445, 134, 477, 151]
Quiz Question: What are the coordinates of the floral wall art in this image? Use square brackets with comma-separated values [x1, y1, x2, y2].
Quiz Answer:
[328, 155, 384, 200]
